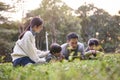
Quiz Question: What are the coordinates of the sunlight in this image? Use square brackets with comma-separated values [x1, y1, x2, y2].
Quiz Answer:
[10, 12, 23, 22]
[11, 0, 42, 21]
[1, 0, 42, 21]
[63, 0, 120, 15]
[1, 0, 120, 21]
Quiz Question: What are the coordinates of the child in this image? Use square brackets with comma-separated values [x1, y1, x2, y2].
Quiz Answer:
[46, 43, 64, 62]
[85, 38, 104, 59]
[11, 17, 49, 67]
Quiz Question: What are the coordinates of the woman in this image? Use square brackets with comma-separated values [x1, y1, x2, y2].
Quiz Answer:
[11, 17, 49, 67]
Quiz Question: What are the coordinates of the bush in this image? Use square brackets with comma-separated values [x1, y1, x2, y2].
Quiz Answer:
[0, 39, 13, 62]
[0, 28, 18, 63]
[103, 42, 116, 52]
[0, 54, 120, 80]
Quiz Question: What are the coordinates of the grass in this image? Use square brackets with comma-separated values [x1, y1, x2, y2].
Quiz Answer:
[0, 53, 120, 80]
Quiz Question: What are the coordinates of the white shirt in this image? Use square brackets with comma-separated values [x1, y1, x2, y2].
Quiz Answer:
[11, 31, 48, 63]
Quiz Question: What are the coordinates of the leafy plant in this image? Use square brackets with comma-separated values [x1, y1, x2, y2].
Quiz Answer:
[0, 54, 120, 80]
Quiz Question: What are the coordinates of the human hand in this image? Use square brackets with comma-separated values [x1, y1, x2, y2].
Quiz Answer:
[91, 50, 96, 54]
[90, 50, 97, 57]
[58, 54, 65, 61]
[44, 51, 50, 56]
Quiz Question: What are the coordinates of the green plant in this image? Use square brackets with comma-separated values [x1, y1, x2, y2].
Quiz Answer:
[0, 54, 120, 80]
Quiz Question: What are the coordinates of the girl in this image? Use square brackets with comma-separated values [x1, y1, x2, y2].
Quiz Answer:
[85, 38, 104, 59]
[11, 17, 49, 67]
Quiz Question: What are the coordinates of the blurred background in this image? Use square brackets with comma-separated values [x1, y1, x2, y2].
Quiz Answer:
[0, 0, 120, 62]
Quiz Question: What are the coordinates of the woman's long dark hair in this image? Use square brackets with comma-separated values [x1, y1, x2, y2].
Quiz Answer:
[19, 17, 43, 39]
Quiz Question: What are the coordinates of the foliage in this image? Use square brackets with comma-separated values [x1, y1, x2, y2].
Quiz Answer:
[1, 0, 120, 63]
[25, 0, 81, 46]
[76, 4, 120, 52]
[0, 54, 120, 80]
[25, 2, 120, 52]
[0, 2, 12, 22]
[0, 1, 19, 62]
[0, 22, 19, 62]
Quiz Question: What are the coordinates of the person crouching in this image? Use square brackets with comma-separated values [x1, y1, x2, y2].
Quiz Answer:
[46, 43, 64, 62]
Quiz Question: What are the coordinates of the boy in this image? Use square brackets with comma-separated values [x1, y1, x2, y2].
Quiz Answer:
[46, 43, 64, 62]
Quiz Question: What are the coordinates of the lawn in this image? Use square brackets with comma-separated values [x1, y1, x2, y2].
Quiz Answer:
[0, 54, 120, 80]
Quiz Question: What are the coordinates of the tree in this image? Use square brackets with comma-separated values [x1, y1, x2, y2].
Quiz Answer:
[76, 4, 110, 42]
[76, 3, 120, 52]
[25, 0, 81, 50]
[0, 2, 11, 23]
[0, 1, 19, 62]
